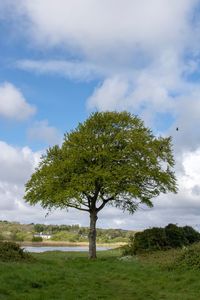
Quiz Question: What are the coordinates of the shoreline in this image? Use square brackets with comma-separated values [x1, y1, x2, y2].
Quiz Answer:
[18, 241, 127, 248]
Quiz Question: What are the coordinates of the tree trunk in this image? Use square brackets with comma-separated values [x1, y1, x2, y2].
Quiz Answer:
[88, 210, 98, 259]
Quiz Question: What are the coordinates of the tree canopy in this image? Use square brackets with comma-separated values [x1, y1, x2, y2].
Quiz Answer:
[24, 111, 177, 258]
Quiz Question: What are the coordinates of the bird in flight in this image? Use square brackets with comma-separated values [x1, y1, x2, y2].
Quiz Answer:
[176, 127, 179, 131]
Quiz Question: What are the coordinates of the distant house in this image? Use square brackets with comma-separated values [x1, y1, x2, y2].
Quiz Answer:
[34, 232, 51, 239]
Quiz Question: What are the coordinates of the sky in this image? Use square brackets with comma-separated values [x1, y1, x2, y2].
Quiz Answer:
[1, 0, 200, 230]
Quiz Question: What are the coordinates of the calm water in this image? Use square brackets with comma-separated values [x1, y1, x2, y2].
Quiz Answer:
[23, 246, 111, 253]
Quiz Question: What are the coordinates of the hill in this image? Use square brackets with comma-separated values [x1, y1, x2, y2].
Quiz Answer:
[0, 220, 136, 244]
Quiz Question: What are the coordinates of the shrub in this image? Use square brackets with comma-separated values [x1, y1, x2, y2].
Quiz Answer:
[124, 224, 200, 255]
[51, 231, 78, 242]
[32, 236, 43, 242]
[0, 233, 4, 241]
[11, 231, 25, 242]
[133, 227, 168, 254]
[122, 235, 135, 256]
[0, 241, 31, 261]
[165, 224, 188, 248]
[182, 226, 200, 244]
[173, 244, 200, 270]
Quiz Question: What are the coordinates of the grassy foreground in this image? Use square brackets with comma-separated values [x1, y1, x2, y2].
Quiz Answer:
[0, 248, 200, 300]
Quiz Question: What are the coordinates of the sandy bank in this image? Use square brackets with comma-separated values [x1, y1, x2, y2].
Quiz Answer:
[18, 241, 127, 248]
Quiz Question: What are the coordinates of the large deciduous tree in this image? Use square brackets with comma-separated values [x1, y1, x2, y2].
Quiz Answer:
[24, 111, 177, 259]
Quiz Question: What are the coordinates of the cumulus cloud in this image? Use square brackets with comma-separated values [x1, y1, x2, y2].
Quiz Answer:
[17, 59, 104, 81]
[0, 141, 40, 184]
[0, 140, 89, 224]
[0, 82, 36, 121]
[0, 141, 42, 219]
[0, 139, 200, 230]
[1, 1, 200, 229]
[9, 0, 200, 151]
[27, 120, 62, 146]
[13, 0, 196, 59]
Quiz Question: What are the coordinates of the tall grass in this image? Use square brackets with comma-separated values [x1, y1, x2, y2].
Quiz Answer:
[0, 247, 200, 299]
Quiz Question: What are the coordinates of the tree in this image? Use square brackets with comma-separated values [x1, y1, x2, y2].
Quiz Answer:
[24, 111, 177, 259]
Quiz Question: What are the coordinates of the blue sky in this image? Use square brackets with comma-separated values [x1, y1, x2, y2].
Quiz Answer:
[1, 0, 200, 229]
[0, 24, 96, 149]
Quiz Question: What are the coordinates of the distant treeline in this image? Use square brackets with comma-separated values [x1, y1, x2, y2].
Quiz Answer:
[0, 220, 136, 243]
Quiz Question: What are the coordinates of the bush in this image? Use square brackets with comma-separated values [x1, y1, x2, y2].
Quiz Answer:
[11, 231, 25, 242]
[122, 235, 135, 256]
[0, 233, 4, 241]
[32, 236, 43, 242]
[51, 231, 79, 242]
[182, 226, 200, 244]
[132, 227, 168, 254]
[124, 224, 200, 255]
[0, 241, 31, 261]
[173, 244, 200, 270]
[165, 224, 188, 248]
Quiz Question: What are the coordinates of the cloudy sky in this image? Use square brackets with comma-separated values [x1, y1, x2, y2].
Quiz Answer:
[1, 0, 200, 230]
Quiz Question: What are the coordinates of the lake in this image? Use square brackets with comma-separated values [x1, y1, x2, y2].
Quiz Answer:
[23, 246, 111, 253]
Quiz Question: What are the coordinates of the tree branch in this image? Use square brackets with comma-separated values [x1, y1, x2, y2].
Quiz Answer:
[82, 192, 92, 209]
[80, 201, 90, 207]
[67, 204, 89, 212]
[93, 181, 101, 201]
[96, 196, 115, 212]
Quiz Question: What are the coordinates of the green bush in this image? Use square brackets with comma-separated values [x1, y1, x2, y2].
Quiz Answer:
[32, 236, 43, 242]
[122, 235, 135, 256]
[173, 244, 200, 270]
[51, 231, 79, 242]
[165, 224, 188, 248]
[182, 226, 200, 244]
[0, 241, 31, 261]
[0, 233, 4, 240]
[11, 231, 25, 242]
[124, 224, 200, 255]
[132, 227, 168, 254]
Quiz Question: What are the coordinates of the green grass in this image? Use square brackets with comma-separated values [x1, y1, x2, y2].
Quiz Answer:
[0, 248, 200, 300]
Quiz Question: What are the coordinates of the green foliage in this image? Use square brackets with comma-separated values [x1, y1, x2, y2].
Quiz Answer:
[0, 221, 34, 242]
[182, 225, 200, 244]
[10, 231, 26, 242]
[125, 224, 200, 254]
[0, 220, 135, 243]
[0, 232, 4, 240]
[173, 243, 200, 270]
[24, 111, 177, 213]
[24, 112, 177, 258]
[34, 223, 78, 234]
[135, 227, 168, 253]
[51, 231, 79, 242]
[165, 223, 188, 248]
[0, 241, 31, 262]
[32, 236, 43, 242]
[34, 224, 45, 233]
[122, 235, 136, 256]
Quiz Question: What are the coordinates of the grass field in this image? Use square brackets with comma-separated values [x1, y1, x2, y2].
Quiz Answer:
[0, 248, 200, 300]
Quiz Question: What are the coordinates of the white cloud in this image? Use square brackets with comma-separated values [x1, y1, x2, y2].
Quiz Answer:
[0, 141, 42, 220]
[0, 140, 200, 231]
[28, 120, 62, 146]
[15, 0, 196, 60]
[9, 1, 200, 152]
[88, 77, 130, 111]
[0, 141, 40, 184]
[0, 82, 36, 121]
[1, 1, 200, 229]
[17, 59, 104, 81]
